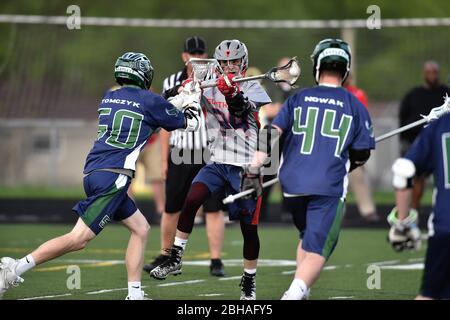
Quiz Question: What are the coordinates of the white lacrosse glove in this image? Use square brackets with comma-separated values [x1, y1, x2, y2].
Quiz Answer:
[168, 80, 202, 111]
[387, 207, 421, 252]
[183, 105, 201, 132]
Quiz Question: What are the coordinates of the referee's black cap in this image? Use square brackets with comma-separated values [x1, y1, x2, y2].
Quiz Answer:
[184, 36, 207, 54]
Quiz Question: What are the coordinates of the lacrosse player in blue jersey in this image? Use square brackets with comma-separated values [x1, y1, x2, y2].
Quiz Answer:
[242, 39, 375, 299]
[388, 112, 450, 299]
[0, 52, 201, 300]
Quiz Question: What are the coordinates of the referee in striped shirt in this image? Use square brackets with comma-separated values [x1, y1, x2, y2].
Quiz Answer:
[144, 36, 226, 277]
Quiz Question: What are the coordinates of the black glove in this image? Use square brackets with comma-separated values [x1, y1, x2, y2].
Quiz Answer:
[240, 165, 262, 200]
[225, 92, 250, 118]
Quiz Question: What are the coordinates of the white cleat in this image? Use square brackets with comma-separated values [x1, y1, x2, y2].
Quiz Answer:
[281, 288, 311, 300]
[0, 257, 24, 299]
[125, 290, 151, 300]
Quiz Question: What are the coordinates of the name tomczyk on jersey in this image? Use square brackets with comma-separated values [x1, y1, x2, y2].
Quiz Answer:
[101, 98, 141, 108]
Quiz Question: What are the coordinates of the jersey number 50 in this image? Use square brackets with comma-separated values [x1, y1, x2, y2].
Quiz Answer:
[97, 108, 144, 149]
[292, 106, 352, 157]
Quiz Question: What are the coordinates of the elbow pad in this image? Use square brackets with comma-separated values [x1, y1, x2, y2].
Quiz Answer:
[349, 148, 370, 172]
[392, 158, 416, 189]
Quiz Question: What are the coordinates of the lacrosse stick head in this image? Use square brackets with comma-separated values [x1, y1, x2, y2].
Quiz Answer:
[267, 57, 301, 86]
[421, 93, 450, 122]
[186, 58, 219, 83]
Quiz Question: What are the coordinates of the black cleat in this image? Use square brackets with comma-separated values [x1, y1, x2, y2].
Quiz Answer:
[209, 259, 225, 277]
[143, 254, 170, 274]
[239, 272, 256, 300]
[150, 245, 183, 280]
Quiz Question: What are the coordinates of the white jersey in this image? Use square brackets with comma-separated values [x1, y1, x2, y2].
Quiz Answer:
[162, 70, 209, 150]
[202, 80, 271, 166]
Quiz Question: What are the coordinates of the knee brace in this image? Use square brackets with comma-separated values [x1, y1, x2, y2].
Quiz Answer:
[177, 182, 211, 234]
[240, 221, 260, 260]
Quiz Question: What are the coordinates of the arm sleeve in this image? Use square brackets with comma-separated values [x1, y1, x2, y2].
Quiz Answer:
[144, 94, 186, 131]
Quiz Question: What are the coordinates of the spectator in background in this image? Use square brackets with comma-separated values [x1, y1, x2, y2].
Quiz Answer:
[399, 61, 450, 210]
[343, 73, 379, 223]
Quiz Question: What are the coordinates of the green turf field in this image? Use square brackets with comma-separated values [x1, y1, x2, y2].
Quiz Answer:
[0, 223, 426, 300]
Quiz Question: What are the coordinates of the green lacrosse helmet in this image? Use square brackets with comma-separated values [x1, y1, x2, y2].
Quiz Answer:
[114, 52, 154, 90]
[311, 38, 351, 84]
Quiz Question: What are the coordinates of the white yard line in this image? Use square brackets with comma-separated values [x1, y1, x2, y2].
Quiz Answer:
[329, 296, 354, 299]
[87, 287, 133, 295]
[198, 293, 224, 297]
[219, 276, 242, 281]
[380, 263, 424, 270]
[281, 265, 338, 275]
[407, 257, 424, 263]
[59, 259, 124, 264]
[19, 293, 73, 300]
[157, 279, 205, 287]
[366, 260, 400, 266]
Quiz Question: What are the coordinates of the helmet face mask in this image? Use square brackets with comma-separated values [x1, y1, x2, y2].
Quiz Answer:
[114, 52, 154, 90]
[214, 40, 248, 76]
[310, 38, 351, 84]
[218, 58, 243, 75]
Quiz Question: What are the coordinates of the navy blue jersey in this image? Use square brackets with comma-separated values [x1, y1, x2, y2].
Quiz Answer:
[273, 85, 375, 197]
[405, 114, 450, 234]
[84, 86, 185, 173]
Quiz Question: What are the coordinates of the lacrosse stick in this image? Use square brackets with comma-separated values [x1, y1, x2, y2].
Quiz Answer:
[223, 94, 450, 204]
[171, 58, 219, 108]
[199, 57, 301, 89]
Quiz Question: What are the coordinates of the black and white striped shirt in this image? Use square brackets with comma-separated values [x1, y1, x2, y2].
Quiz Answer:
[162, 68, 208, 150]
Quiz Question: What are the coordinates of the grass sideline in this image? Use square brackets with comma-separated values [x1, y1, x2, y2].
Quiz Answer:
[0, 224, 425, 300]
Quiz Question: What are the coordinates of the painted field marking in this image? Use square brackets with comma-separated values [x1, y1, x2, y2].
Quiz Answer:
[380, 263, 424, 270]
[219, 276, 242, 281]
[157, 279, 205, 287]
[19, 293, 72, 300]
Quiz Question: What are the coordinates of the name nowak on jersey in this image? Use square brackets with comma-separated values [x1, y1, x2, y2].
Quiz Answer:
[304, 96, 344, 107]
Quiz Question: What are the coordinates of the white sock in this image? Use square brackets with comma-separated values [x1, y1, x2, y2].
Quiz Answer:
[128, 281, 141, 298]
[15, 254, 36, 276]
[287, 278, 308, 299]
[174, 237, 188, 250]
[244, 268, 257, 275]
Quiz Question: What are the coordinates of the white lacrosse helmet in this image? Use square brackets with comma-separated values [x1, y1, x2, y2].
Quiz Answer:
[214, 39, 248, 75]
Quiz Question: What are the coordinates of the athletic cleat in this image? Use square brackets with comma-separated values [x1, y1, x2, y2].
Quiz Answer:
[125, 290, 151, 300]
[143, 254, 170, 274]
[239, 272, 256, 300]
[150, 245, 183, 280]
[210, 259, 225, 277]
[281, 288, 311, 300]
[0, 257, 24, 299]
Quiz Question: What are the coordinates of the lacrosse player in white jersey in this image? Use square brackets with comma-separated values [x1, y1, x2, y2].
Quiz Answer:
[151, 39, 272, 300]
